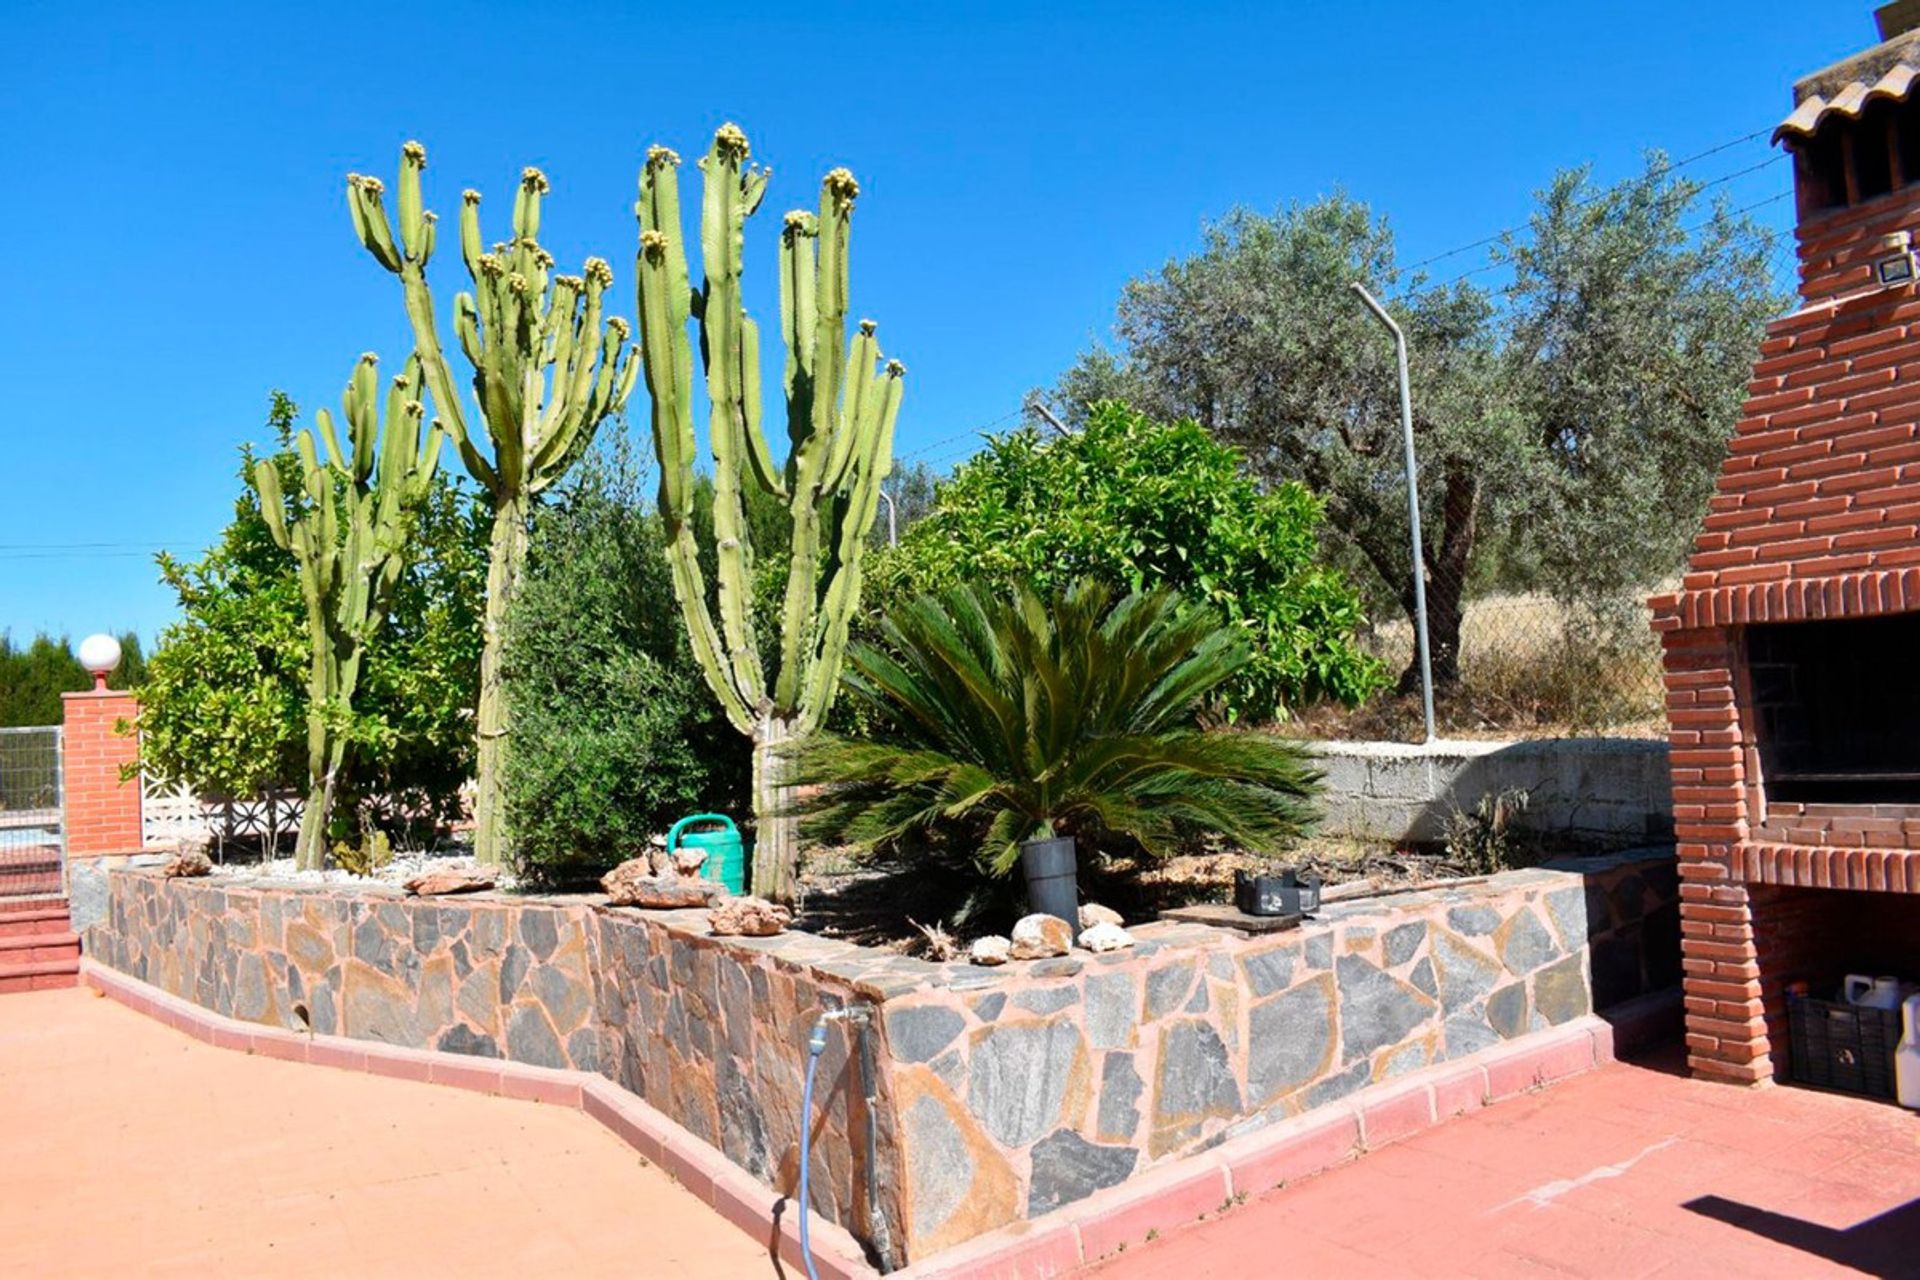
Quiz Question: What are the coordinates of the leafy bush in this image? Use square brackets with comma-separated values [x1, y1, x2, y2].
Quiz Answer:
[796, 580, 1321, 924]
[138, 392, 484, 840]
[503, 442, 745, 882]
[870, 403, 1384, 719]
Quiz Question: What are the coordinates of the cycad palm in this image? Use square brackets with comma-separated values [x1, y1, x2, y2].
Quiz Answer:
[795, 580, 1320, 874]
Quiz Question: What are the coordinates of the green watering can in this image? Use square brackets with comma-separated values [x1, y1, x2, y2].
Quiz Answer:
[667, 813, 747, 896]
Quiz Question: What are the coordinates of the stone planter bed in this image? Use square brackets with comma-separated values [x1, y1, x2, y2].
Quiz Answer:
[83, 848, 1676, 1270]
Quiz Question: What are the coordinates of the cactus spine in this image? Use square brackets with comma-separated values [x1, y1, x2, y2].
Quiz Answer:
[251, 354, 443, 870]
[636, 125, 904, 901]
[348, 143, 640, 866]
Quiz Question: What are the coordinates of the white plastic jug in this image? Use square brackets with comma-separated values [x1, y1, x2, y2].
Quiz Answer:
[1898, 995, 1920, 1110]
[1845, 974, 1904, 1010]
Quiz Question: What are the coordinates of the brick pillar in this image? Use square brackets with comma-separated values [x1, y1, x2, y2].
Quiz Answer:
[61, 690, 143, 856]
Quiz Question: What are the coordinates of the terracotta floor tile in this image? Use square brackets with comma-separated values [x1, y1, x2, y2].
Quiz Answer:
[1090, 1051, 1920, 1278]
[0, 989, 777, 1279]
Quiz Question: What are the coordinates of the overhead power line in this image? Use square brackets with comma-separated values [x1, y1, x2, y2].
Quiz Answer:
[1403, 126, 1783, 274]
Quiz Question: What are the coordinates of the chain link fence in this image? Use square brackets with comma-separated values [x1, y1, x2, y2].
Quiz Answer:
[1295, 582, 1670, 743]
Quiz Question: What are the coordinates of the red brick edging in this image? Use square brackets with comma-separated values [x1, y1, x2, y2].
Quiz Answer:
[80, 961, 880, 1280]
[889, 1002, 1663, 1280]
[84, 959, 1666, 1280]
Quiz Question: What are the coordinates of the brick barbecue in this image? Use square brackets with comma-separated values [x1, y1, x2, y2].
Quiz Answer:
[1651, 4, 1920, 1086]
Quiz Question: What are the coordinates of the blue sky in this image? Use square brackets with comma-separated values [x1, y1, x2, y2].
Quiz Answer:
[0, 1, 1869, 642]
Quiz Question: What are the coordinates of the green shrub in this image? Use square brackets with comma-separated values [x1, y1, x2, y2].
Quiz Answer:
[503, 441, 744, 882]
[870, 403, 1385, 720]
[796, 580, 1321, 925]
[138, 392, 484, 842]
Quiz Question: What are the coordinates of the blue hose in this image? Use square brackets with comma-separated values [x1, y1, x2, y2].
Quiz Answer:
[798, 1018, 830, 1280]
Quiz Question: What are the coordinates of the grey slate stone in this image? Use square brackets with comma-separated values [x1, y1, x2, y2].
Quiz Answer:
[970, 992, 1007, 1023]
[1544, 884, 1591, 949]
[1497, 910, 1559, 974]
[531, 963, 591, 1032]
[518, 910, 559, 963]
[1184, 983, 1211, 1014]
[1303, 1059, 1370, 1108]
[887, 1005, 966, 1064]
[1153, 1020, 1241, 1125]
[1097, 1052, 1143, 1140]
[1027, 1129, 1139, 1216]
[905, 1093, 972, 1241]
[1248, 978, 1333, 1104]
[1335, 954, 1433, 1064]
[1086, 973, 1137, 1050]
[506, 1004, 566, 1069]
[1145, 961, 1197, 1020]
[1447, 905, 1501, 936]
[1015, 986, 1080, 1016]
[967, 1019, 1085, 1148]
[567, 1026, 601, 1073]
[437, 1024, 501, 1058]
[1409, 957, 1439, 999]
[1304, 934, 1333, 970]
[1430, 929, 1501, 1015]
[499, 943, 530, 1003]
[1241, 946, 1296, 997]
[1534, 953, 1591, 1025]
[1488, 982, 1529, 1039]
[1384, 922, 1427, 968]
[1443, 1015, 1500, 1059]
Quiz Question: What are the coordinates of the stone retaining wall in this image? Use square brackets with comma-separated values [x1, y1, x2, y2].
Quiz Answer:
[88, 850, 1675, 1267]
[1311, 737, 1674, 845]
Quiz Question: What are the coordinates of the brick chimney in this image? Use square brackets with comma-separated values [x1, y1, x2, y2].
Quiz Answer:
[1650, 11, 1920, 1086]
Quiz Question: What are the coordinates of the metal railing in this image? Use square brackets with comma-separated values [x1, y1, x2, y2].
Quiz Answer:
[0, 726, 63, 898]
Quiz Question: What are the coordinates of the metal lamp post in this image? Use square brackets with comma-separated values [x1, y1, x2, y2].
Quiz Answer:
[1350, 283, 1437, 744]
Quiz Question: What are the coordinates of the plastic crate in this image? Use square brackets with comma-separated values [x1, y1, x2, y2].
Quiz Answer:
[1787, 992, 1899, 1100]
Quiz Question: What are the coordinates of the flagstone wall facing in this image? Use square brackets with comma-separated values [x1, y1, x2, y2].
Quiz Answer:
[88, 850, 1674, 1266]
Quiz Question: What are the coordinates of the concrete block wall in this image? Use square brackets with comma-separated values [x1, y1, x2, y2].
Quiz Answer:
[1309, 738, 1673, 846]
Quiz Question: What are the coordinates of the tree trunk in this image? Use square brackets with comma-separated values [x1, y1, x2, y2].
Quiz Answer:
[295, 631, 332, 870]
[748, 717, 798, 902]
[472, 493, 529, 867]
[1396, 459, 1478, 696]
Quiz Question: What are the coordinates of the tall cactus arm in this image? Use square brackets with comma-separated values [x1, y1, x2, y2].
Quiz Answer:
[253, 457, 291, 551]
[698, 125, 769, 710]
[637, 146, 753, 734]
[800, 355, 904, 733]
[349, 145, 499, 497]
[771, 170, 857, 713]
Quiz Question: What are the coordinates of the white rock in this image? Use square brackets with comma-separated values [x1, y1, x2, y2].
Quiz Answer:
[968, 935, 1012, 966]
[1077, 921, 1135, 953]
[1009, 912, 1074, 960]
[1079, 902, 1124, 930]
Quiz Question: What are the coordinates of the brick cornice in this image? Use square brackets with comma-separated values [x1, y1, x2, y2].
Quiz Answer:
[1649, 565, 1920, 631]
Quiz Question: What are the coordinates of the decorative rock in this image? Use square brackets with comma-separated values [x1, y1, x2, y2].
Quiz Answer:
[968, 936, 1012, 966]
[1008, 913, 1073, 960]
[602, 858, 722, 909]
[709, 896, 792, 937]
[670, 846, 709, 877]
[1077, 921, 1134, 953]
[1078, 902, 1124, 930]
[160, 850, 212, 878]
[403, 864, 497, 896]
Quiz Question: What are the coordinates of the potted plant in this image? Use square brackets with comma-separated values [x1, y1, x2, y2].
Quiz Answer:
[792, 580, 1322, 931]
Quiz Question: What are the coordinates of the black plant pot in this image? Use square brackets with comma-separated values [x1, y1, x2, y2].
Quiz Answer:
[1235, 867, 1321, 918]
[1020, 835, 1079, 932]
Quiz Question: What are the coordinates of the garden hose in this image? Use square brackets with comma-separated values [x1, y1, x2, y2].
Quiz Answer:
[799, 1016, 829, 1280]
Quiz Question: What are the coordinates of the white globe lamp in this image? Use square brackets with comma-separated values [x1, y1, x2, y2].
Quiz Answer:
[78, 633, 122, 690]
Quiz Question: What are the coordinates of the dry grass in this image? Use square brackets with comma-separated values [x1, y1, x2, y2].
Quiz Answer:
[1291, 590, 1667, 742]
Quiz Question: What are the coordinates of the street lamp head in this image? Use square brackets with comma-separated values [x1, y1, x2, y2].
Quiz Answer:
[78, 633, 122, 690]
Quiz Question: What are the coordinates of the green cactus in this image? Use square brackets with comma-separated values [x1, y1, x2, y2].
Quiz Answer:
[347, 142, 640, 866]
[636, 125, 905, 901]
[252, 353, 443, 870]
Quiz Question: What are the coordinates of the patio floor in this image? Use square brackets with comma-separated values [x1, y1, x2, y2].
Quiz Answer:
[0, 988, 774, 1278]
[1089, 1046, 1920, 1279]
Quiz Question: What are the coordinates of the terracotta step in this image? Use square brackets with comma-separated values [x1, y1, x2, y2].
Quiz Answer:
[0, 932, 78, 963]
[0, 957, 80, 993]
[0, 894, 66, 914]
[0, 908, 73, 937]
